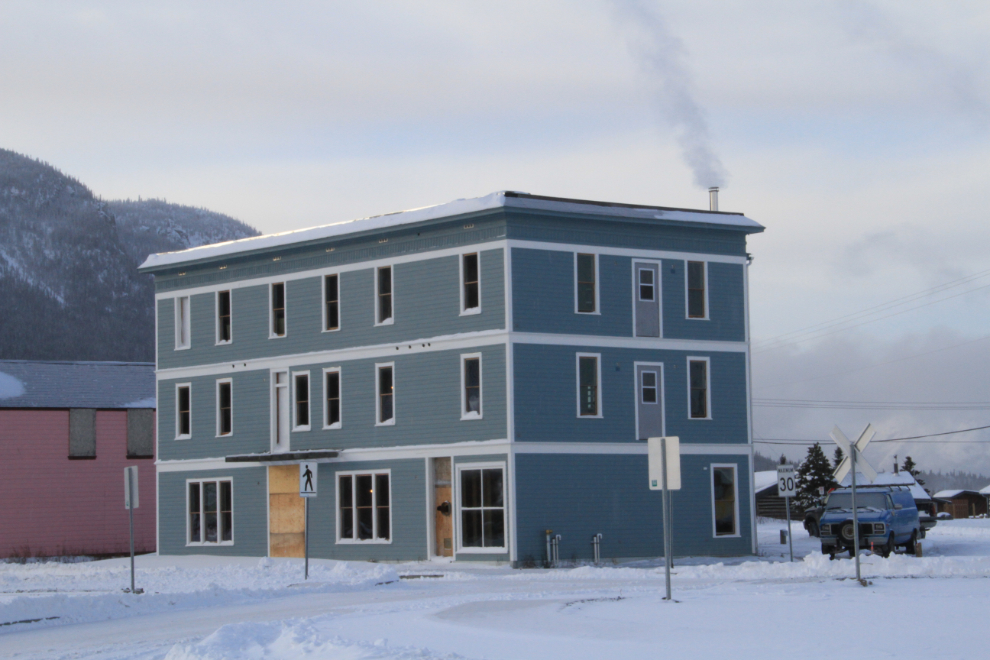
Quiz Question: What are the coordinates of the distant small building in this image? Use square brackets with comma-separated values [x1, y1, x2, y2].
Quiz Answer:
[933, 490, 988, 519]
[0, 360, 157, 558]
[754, 470, 798, 520]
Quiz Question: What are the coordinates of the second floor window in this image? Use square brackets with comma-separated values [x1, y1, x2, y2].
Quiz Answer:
[462, 253, 479, 312]
[578, 354, 600, 417]
[325, 369, 341, 428]
[689, 358, 709, 419]
[324, 274, 339, 331]
[293, 372, 310, 430]
[687, 261, 707, 319]
[175, 296, 191, 349]
[463, 356, 481, 418]
[377, 364, 394, 424]
[377, 266, 392, 324]
[271, 283, 286, 337]
[217, 380, 232, 436]
[576, 253, 597, 313]
[176, 384, 191, 438]
[216, 291, 231, 343]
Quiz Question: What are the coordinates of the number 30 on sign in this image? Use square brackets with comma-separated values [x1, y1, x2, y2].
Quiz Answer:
[777, 465, 796, 498]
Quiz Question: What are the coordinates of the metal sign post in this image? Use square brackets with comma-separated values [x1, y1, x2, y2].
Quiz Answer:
[648, 437, 681, 601]
[831, 425, 877, 586]
[776, 465, 796, 562]
[299, 462, 318, 580]
[123, 466, 140, 594]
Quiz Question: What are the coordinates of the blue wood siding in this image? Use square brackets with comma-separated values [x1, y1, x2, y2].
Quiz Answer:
[661, 260, 745, 342]
[158, 467, 269, 556]
[514, 453, 752, 561]
[512, 343, 747, 444]
[158, 249, 504, 371]
[308, 459, 428, 562]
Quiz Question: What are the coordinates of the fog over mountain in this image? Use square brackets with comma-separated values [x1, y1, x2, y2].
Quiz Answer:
[0, 149, 258, 362]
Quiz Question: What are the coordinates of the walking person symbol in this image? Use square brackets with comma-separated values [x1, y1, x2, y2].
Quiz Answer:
[303, 465, 314, 492]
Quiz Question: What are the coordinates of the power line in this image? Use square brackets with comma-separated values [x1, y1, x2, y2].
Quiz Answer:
[753, 423, 990, 445]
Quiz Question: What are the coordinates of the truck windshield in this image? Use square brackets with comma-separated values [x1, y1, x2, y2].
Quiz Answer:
[826, 492, 888, 510]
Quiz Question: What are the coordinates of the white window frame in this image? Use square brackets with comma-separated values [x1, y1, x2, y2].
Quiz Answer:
[374, 265, 394, 326]
[185, 478, 234, 546]
[631, 259, 664, 339]
[322, 367, 342, 430]
[459, 252, 482, 316]
[215, 378, 233, 437]
[215, 290, 232, 345]
[633, 362, 666, 442]
[322, 272, 341, 333]
[460, 353, 483, 420]
[375, 362, 395, 426]
[574, 252, 601, 315]
[291, 370, 311, 432]
[174, 296, 191, 350]
[270, 369, 289, 452]
[269, 282, 287, 339]
[685, 260, 710, 320]
[454, 461, 508, 554]
[686, 356, 712, 420]
[175, 382, 192, 440]
[335, 469, 393, 544]
[710, 463, 741, 538]
[637, 267, 657, 302]
[575, 352, 603, 419]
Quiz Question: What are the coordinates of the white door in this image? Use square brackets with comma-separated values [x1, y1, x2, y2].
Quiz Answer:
[273, 371, 290, 453]
[634, 262, 661, 337]
[635, 363, 664, 441]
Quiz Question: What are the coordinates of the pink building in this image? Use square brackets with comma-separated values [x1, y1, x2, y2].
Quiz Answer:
[0, 361, 156, 558]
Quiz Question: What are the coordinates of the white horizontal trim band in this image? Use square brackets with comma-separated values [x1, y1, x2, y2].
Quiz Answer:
[505, 239, 748, 265]
[512, 442, 751, 456]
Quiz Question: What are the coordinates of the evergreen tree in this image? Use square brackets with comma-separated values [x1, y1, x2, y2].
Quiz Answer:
[795, 443, 838, 511]
[833, 446, 845, 469]
[902, 456, 925, 486]
[779, 454, 788, 465]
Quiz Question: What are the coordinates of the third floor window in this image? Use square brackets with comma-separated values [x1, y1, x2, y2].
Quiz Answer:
[377, 267, 393, 324]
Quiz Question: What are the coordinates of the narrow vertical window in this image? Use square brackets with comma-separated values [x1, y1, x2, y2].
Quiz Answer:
[713, 466, 737, 536]
[217, 380, 232, 436]
[375, 473, 391, 541]
[689, 358, 709, 419]
[219, 481, 233, 542]
[271, 283, 286, 337]
[324, 274, 339, 331]
[638, 268, 655, 301]
[687, 261, 706, 319]
[377, 266, 392, 324]
[203, 481, 218, 543]
[175, 296, 191, 349]
[217, 291, 231, 343]
[293, 372, 310, 430]
[356, 474, 373, 540]
[188, 483, 201, 543]
[641, 371, 658, 404]
[578, 355, 600, 417]
[576, 254, 596, 313]
[176, 385, 191, 438]
[459, 467, 505, 549]
[377, 365, 394, 424]
[463, 356, 481, 418]
[462, 253, 479, 312]
[339, 475, 354, 539]
[325, 369, 341, 428]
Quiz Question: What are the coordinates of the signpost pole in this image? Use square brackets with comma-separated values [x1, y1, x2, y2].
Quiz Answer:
[128, 470, 135, 594]
[304, 497, 310, 581]
[785, 495, 793, 563]
[661, 436, 672, 601]
[851, 447, 861, 583]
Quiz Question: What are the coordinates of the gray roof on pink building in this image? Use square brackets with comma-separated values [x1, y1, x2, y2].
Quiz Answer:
[0, 360, 155, 410]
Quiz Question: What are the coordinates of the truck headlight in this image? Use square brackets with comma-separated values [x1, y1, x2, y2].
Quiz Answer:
[873, 523, 886, 534]
[820, 524, 831, 535]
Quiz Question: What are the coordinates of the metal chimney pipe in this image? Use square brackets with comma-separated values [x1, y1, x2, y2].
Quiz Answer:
[709, 187, 719, 212]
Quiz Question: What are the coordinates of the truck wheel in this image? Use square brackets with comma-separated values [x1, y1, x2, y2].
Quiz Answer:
[880, 534, 894, 558]
[807, 520, 819, 538]
[905, 531, 918, 556]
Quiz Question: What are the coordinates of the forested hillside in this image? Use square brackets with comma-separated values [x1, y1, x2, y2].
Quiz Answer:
[0, 149, 258, 361]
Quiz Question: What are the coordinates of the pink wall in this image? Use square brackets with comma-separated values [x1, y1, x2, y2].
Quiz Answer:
[0, 409, 156, 557]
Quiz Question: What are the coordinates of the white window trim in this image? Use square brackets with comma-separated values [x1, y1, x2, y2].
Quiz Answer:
[270, 369, 289, 453]
[459, 252, 482, 316]
[335, 469, 393, 544]
[633, 361, 666, 441]
[375, 362, 395, 426]
[631, 259, 664, 339]
[269, 282, 287, 339]
[454, 461, 508, 554]
[215, 378, 233, 438]
[685, 260, 710, 320]
[374, 266, 394, 326]
[573, 252, 601, 315]
[460, 353, 483, 421]
[174, 296, 191, 350]
[185, 478, 235, 547]
[710, 463, 741, 538]
[322, 366, 342, 430]
[686, 356, 712, 420]
[291, 370, 311, 432]
[175, 382, 192, 440]
[575, 352, 603, 419]
[322, 273, 341, 333]
[215, 290, 232, 346]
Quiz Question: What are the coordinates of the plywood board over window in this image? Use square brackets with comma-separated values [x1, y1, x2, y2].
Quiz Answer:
[68, 408, 96, 459]
[127, 409, 155, 458]
[269, 465, 305, 557]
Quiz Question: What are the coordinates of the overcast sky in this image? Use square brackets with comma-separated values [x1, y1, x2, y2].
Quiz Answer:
[2, 1, 987, 474]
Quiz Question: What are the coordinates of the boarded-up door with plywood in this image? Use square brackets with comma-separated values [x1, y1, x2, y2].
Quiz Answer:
[433, 457, 453, 557]
[269, 465, 305, 557]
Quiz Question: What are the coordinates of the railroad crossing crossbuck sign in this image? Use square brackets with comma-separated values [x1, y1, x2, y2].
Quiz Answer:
[831, 424, 878, 485]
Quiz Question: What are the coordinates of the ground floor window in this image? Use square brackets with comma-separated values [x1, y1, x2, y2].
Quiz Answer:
[338, 472, 391, 542]
[188, 480, 232, 544]
[459, 466, 505, 550]
[712, 465, 738, 537]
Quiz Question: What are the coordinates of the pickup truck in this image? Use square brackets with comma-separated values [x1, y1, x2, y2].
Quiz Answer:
[819, 486, 921, 559]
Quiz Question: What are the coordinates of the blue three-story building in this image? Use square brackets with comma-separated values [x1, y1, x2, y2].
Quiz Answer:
[140, 191, 764, 564]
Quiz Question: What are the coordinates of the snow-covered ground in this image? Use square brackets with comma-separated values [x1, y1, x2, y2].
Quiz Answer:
[3, 519, 990, 659]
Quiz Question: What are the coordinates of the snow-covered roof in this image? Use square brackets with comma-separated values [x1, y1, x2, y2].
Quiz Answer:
[0, 360, 156, 409]
[981, 485, 990, 496]
[754, 470, 779, 494]
[139, 191, 764, 271]
[839, 471, 930, 501]
[934, 489, 984, 499]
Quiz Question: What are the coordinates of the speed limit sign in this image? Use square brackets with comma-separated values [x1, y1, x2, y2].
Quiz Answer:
[777, 465, 796, 497]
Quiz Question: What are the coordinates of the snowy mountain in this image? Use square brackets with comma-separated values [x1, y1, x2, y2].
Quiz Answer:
[0, 148, 258, 362]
